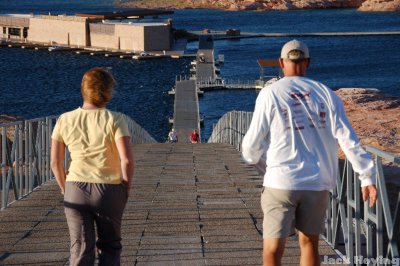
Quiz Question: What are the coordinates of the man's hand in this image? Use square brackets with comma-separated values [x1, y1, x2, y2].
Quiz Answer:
[362, 184, 377, 208]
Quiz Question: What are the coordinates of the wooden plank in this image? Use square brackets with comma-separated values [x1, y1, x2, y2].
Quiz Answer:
[173, 80, 199, 142]
[196, 36, 216, 83]
[0, 143, 341, 265]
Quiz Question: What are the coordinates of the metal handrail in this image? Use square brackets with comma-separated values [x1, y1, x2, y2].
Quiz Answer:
[207, 111, 253, 150]
[209, 110, 400, 265]
[323, 147, 399, 265]
[121, 113, 157, 144]
[175, 75, 261, 90]
[197, 79, 258, 89]
[1, 116, 57, 209]
[0, 113, 156, 210]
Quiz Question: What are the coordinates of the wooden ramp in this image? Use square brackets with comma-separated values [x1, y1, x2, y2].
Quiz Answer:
[172, 80, 200, 143]
[170, 36, 218, 141]
[0, 143, 340, 265]
[196, 36, 216, 82]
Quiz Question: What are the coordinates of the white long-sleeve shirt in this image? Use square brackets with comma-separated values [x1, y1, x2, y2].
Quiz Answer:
[242, 76, 376, 191]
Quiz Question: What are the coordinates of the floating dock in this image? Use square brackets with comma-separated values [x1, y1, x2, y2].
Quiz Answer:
[169, 36, 220, 142]
[171, 79, 200, 142]
[189, 30, 400, 41]
[196, 36, 217, 83]
[0, 40, 193, 60]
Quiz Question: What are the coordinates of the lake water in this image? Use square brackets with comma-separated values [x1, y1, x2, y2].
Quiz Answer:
[1, 0, 399, 141]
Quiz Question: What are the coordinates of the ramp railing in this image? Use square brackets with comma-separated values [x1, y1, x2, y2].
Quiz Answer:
[324, 147, 400, 265]
[1, 116, 56, 209]
[122, 114, 157, 144]
[209, 110, 400, 264]
[207, 111, 252, 151]
[196, 78, 257, 90]
[0, 114, 156, 210]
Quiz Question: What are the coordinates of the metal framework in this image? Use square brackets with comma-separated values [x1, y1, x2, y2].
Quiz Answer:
[324, 146, 400, 265]
[209, 110, 400, 265]
[1, 116, 56, 209]
[207, 111, 253, 151]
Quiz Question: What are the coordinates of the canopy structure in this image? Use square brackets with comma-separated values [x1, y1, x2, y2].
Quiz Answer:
[257, 59, 281, 80]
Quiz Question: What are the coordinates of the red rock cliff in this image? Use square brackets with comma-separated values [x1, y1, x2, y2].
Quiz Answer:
[120, 0, 400, 11]
[358, 0, 400, 11]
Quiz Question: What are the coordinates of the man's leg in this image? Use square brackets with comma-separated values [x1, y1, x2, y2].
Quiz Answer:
[261, 188, 297, 266]
[295, 190, 329, 266]
[298, 232, 320, 266]
[263, 238, 287, 266]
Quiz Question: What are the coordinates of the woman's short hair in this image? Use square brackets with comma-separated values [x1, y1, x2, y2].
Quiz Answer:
[81, 67, 116, 106]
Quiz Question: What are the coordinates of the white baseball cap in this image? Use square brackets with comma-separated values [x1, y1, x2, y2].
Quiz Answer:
[280, 40, 310, 60]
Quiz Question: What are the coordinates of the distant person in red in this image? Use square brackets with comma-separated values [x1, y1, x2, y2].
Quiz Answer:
[190, 129, 199, 143]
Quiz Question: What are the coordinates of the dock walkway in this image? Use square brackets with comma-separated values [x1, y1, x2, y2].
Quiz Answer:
[196, 36, 216, 82]
[189, 30, 400, 41]
[0, 143, 339, 265]
[172, 80, 200, 142]
[170, 36, 218, 141]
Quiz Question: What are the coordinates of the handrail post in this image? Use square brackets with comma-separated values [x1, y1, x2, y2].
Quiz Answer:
[346, 160, 355, 264]
[28, 121, 33, 193]
[45, 117, 51, 182]
[18, 123, 23, 198]
[376, 156, 384, 260]
[1, 127, 7, 209]
[13, 125, 20, 200]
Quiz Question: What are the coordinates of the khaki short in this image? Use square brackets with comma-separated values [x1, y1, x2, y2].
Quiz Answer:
[261, 187, 329, 239]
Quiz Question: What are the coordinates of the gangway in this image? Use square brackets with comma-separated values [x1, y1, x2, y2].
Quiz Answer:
[169, 35, 219, 142]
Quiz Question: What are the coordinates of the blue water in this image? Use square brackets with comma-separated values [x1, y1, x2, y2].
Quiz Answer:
[1, 1, 399, 142]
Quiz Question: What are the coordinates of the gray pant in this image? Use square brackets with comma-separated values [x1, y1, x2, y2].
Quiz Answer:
[64, 182, 128, 266]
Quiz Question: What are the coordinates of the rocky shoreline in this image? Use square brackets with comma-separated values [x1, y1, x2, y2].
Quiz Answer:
[335, 88, 399, 186]
[335, 88, 400, 157]
[119, 0, 400, 12]
[0, 114, 23, 125]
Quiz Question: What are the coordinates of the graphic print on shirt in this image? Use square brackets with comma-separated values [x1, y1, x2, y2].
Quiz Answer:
[281, 108, 290, 130]
[287, 90, 326, 131]
[318, 102, 327, 129]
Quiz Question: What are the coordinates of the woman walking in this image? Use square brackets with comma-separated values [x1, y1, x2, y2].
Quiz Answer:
[51, 67, 134, 266]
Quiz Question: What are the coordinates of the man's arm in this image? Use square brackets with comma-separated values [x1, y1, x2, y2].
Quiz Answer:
[331, 95, 377, 207]
[242, 90, 270, 164]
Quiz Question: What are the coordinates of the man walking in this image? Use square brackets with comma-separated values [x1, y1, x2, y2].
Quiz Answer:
[242, 40, 377, 266]
[168, 128, 178, 143]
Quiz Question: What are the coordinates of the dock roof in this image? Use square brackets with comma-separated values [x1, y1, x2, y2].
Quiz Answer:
[257, 59, 280, 68]
[76, 9, 174, 19]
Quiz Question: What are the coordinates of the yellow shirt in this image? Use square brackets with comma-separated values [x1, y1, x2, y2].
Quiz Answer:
[52, 108, 131, 184]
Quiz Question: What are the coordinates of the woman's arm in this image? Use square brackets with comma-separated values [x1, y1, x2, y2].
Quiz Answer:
[116, 136, 134, 196]
[51, 139, 66, 195]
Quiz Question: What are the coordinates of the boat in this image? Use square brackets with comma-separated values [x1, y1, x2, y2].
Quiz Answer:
[132, 52, 150, 60]
[48, 46, 69, 52]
